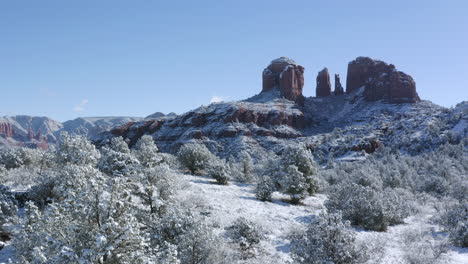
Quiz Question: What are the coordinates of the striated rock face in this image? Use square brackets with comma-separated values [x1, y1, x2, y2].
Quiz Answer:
[334, 74, 344, 95]
[262, 57, 305, 105]
[0, 123, 13, 138]
[316, 68, 331, 97]
[100, 101, 308, 151]
[346, 57, 420, 103]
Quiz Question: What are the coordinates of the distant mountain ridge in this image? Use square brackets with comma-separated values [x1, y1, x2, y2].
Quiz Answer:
[0, 115, 143, 149]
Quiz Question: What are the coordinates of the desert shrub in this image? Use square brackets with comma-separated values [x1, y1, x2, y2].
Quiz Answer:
[132, 164, 181, 215]
[132, 135, 163, 168]
[0, 165, 5, 183]
[151, 206, 222, 264]
[0, 185, 17, 227]
[401, 228, 450, 264]
[14, 173, 149, 264]
[207, 159, 230, 185]
[255, 175, 274, 202]
[177, 143, 214, 174]
[98, 137, 139, 176]
[325, 183, 411, 231]
[290, 212, 368, 264]
[225, 217, 264, 259]
[0, 147, 42, 169]
[438, 201, 468, 247]
[238, 152, 254, 183]
[277, 145, 319, 203]
[56, 132, 100, 166]
[279, 165, 309, 204]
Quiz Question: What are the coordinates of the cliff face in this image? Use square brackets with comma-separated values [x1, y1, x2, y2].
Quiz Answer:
[101, 100, 308, 153]
[346, 57, 420, 103]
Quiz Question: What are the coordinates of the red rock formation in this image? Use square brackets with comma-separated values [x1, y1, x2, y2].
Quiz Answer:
[316, 68, 331, 97]
[346, 57, 420, 103]
[28, 128, 35, 140]
[334, 74, 344, 95]
[262, 57, 305, 105]
[0, 123, 13, 138]
[351, 138, 381, 153]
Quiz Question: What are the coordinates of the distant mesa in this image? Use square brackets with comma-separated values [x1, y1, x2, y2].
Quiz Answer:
[262, 57, 305, 105]
[346, 56, 420, 103]
[316, 67, 331, 97]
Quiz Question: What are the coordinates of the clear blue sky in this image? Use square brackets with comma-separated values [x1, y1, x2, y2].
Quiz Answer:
[1, 0, 467, 121]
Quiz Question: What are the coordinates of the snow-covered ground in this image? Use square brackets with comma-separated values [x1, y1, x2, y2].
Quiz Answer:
[176, 174, 468, 264]
[178, 174, 327, 263]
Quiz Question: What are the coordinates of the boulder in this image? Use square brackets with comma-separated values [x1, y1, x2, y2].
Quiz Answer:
[316, 67, 331, 97]
[262, 57, 305, 105]
[334, 74, 344, 95]
[346, 57, 420, 103]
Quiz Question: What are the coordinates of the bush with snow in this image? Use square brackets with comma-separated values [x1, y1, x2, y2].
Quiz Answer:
[14, 172, 149, 264]
[290, 212, 368, 264]
[132, 135, 163, 168]
[437, 201, 468, 247]
[401, 228, 450, 264]
[150, 206, 223, 264]
[98, 136, 139, 176]
[0, 147, 42, 169]
[237, 152, 254, 183]
[207, 159, 230, 185]
[225, 217, 264, 259]
[255, 174, 274, 202]
[325, 183, 411, 231]
[56, 131, 100, 166]
[0, 185, 17, 237]
[177, 143, 214, 174]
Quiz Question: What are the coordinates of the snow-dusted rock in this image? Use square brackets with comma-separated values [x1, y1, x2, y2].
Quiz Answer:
[346, 56, 420, 103]
[262, 57, 305, 105]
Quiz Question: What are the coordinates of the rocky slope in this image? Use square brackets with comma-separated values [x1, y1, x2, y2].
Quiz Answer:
[99, 56, 465, 161]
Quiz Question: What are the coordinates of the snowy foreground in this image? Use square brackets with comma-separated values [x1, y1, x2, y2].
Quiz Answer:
[176, 174, 468, 264]
[1, 172, 467, 264]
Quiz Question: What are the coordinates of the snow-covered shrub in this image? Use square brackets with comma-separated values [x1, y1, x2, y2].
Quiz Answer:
[237, 152, 254, 183]
[132, 164, 180, 215]
[278, 145, 318, 202]
[437, 202, 468, 247]
[132, 135, 163, 168]
[207, 159, 230, 185]
[290, 212, 368, 264]
[98, 136, 139, 176]
[56, 132, 100, 166]
[0, 147, 41, 169]
[325, 183, 411, 231]
[255, 175, 274, 202]
[0, 164, 5, 184]
[0, 185, 17, 232]
[225, 217, 264, 259]
[151, 206, 222, 264]
[177, 142, 214, 174]
[14, 175, 149, 264]
[280, 165, 309, 204]
[401, 228, 450, 264]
